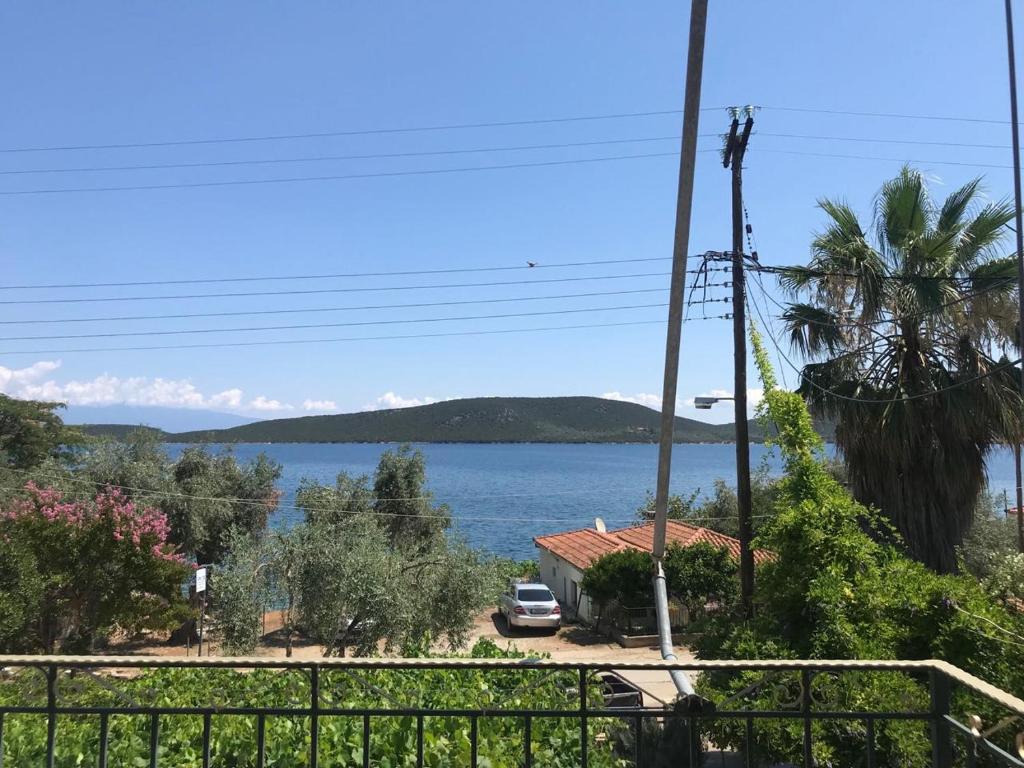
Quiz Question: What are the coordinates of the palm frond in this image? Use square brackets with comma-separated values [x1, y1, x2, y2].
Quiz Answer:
[954, 199, 1015, 269]
[936, 177, 981, 234]
[874, 166, 930, 260]
[782, 302, 847, 357]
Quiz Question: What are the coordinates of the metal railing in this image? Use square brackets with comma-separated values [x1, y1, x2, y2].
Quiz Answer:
[0, 655, 1021, 767]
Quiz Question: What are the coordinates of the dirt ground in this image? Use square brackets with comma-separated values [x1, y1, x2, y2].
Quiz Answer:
[105, 610, 693, 705]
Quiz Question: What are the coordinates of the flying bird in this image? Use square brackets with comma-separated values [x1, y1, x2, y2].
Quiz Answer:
[527, 261, 537, 267]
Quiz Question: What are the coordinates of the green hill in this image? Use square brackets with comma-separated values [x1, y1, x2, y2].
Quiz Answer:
[77, 424, 169, 441]
[150, 396, 780, 444]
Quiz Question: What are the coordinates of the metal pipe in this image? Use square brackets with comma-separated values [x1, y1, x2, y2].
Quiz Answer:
[650, 0, 709, 703]
[653, 561, 697, 698]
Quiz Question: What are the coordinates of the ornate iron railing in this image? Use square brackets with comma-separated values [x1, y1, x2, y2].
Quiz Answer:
[0, 656, 1021, 767]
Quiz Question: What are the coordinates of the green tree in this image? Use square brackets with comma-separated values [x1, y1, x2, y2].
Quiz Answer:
[0, 394, 82, 470]
[781, 167, 1024, 572]
[372, 444, 450, 546]
[663, 542, 738, 615]
[79, 435, 282, 565]
[694, 326, 1024, 766]
[580, 548, 650, 627]
[0, 484, 190, 653]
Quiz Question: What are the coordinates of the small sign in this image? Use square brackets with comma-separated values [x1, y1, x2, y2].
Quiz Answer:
[195, 567, 208, 594]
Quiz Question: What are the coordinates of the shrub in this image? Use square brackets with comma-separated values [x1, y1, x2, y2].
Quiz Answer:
[0, 483, 191, 653]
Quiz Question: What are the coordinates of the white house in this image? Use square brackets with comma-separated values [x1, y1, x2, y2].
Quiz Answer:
[534, 519, 756, 624]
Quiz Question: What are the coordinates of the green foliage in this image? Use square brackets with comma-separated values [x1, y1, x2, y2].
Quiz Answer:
[580, 547, 651, 624]
[77, 433, 282, 565]
[0, 484, 190, 653]
[0, 640, 624, 768]
[582, 543, 737, 625]
[694, 326, 1024, 767]
[636, 469, 783, 539]
[663, 542, 737, 614]
[213, 531, 272, 655]
[956, 491, 1019, 581]
[781, 167, 1024, 572]
[0, 394, 82, 469]
[216, 448, 502, 656]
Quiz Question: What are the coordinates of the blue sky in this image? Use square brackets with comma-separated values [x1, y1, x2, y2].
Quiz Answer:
[0, 1, 1018, 423]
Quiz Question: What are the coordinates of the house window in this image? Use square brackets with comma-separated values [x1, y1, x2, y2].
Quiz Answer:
[552, 566, 557, 578]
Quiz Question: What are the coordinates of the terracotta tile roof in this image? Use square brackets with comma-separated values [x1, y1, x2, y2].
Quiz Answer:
[534, 519, 771, 571]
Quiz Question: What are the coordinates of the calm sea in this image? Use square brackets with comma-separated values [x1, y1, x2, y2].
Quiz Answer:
[165, 443, 1023, 561]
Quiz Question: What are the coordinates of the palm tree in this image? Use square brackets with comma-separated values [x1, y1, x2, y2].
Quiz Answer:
[782, 167, 1024, 572]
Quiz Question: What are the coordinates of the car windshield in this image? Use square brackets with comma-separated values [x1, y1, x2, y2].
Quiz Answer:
[517, 588, 554, 602]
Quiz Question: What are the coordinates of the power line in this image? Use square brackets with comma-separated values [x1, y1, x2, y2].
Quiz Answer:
[0, 314, 737, 356]
[0, 135, 694, 176]
[0, 271, 671, 306]
[2, 131, 1014, 180]
[0, 108, 732, 154]
[0, 301, 669, 342]
[0, 317, 674, 355]
[758, 131, 1010, 150]
[0, 256, 673, 291]
[0, 151, 696, 196]
[759, 105, 1018, 126]
[756, 147, 1012, 171]
[0, 288, 670, 326]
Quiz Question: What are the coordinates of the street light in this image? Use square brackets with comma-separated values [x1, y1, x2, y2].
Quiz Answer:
[694, 395, 734, 410]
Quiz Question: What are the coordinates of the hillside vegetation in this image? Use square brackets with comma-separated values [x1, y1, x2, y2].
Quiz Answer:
[79, 396, 820, 444]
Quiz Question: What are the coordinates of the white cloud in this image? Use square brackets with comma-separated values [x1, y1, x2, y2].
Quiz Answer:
[247, 396, 293, 412]
[0, 360, 307, 416]
[0, 360, 62, 392]
[365, 392, 442, 411]
[209, 388, 244, 409]
[303, 399, 338, 412]
[599, 391, 663, 410]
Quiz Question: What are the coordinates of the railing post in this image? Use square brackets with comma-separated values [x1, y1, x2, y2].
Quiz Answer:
[800, 669, 813, 768]
[930, 668, 953, 768]
[45, 665, 56, 768]
[579, 667, 588, 768]
[309, 666, 319, 768]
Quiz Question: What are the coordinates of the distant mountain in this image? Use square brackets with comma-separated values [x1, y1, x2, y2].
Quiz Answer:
[135, 396, 789, 444]
[62, 405, 258, 433]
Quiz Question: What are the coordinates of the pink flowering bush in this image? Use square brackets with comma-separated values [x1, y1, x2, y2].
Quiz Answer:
[0, 483, 192, 653]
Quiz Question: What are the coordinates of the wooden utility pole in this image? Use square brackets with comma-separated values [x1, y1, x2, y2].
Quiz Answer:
[1005, 0, 1024, 553]
[724, 112, 755, 617]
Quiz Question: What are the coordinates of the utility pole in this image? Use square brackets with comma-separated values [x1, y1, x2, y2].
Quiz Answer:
[1004, 0, 1024, 553]
[723, 111, 755, 617]
[650, 0, 708, 705]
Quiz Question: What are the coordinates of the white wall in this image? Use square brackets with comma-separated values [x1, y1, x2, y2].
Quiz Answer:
[536, 548, 592, 622]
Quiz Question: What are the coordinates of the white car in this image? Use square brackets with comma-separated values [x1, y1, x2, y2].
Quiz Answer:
[499, 582, 561, 631]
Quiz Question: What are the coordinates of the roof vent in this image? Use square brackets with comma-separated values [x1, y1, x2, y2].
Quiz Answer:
[595, 517, 607, 533]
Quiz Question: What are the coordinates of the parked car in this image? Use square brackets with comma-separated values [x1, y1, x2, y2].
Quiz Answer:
[498, 582, 561, 631]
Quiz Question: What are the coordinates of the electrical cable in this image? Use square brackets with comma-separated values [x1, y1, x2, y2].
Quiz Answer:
[0, 108, 736, 154]
[0, 256, 677, 291]
[758, 104, 1019, 126]
[0, 271, 671, 306]
[0, 288, 670, 326]
[0, 151, 694, 196]
[0, 135, 691, 175]
[0, 301, 670, 342]
[756, 147, 1012, 171]
[0, 318, 672, 356]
